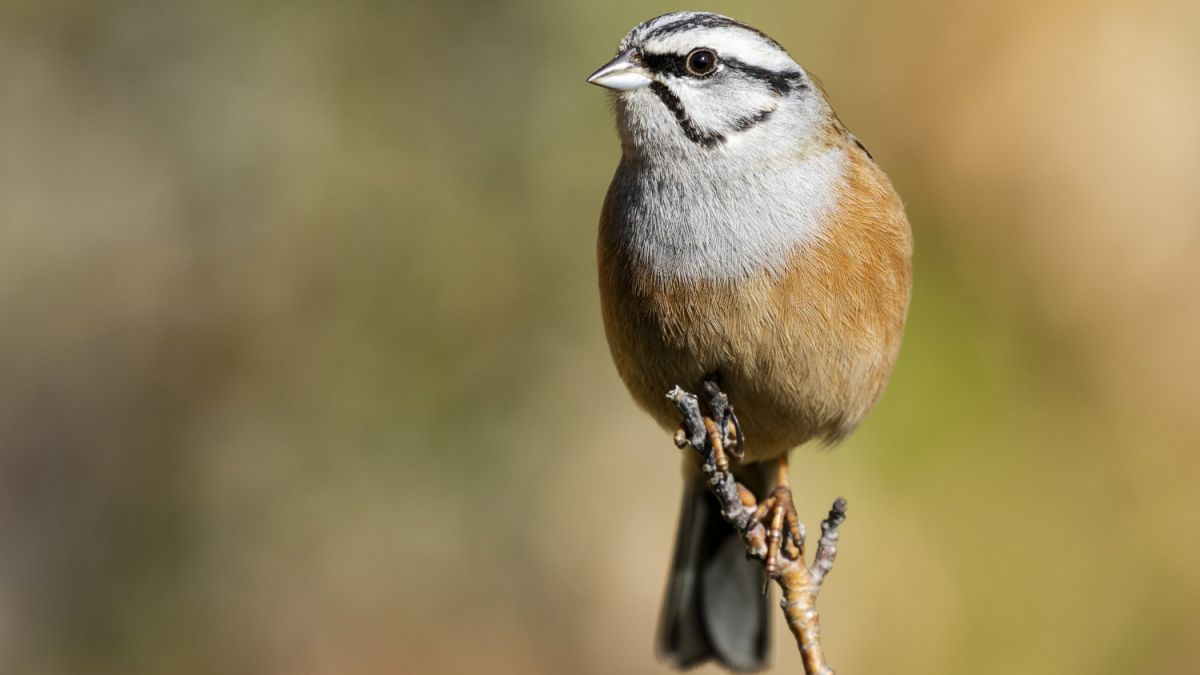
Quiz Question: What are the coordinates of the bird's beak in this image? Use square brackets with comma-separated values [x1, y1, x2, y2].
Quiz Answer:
[587, 50, 653, 91]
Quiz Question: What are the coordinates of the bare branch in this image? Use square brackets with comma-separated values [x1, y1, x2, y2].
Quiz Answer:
[667, 384, 846, 675]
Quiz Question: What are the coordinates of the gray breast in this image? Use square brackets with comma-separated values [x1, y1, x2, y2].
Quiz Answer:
[607, 147, 847, 282]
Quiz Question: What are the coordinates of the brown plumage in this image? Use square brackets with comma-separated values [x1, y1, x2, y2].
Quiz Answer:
[598, 138, 911, 461]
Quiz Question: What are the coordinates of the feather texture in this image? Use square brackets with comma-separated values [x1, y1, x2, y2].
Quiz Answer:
[599, 140, 911, 459]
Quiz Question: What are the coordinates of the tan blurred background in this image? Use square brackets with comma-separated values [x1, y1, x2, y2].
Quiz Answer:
[2, 0, 1198, 673]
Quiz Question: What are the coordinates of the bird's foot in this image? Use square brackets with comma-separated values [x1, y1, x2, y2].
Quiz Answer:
[672, 379, 743, 470]
[751, 482, 805, 583]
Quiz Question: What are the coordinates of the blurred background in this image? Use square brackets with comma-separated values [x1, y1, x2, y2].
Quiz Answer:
[2, 1, 1198, 673]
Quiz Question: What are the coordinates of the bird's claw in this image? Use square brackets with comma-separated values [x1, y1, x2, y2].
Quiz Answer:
[701, 379, 743, 465]
[753, 485, 805, 584]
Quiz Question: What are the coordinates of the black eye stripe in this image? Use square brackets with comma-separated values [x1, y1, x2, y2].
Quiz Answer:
[722, 57, 805, 95]
[639, 51, 805, 96]
[639, 52, 689, 78]
[641, 50, 720, 78]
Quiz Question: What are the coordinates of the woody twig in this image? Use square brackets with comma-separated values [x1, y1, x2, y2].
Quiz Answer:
[668, 384, 846, 675]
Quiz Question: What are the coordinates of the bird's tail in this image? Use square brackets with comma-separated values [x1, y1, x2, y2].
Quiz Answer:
[656, 463, 774, 672]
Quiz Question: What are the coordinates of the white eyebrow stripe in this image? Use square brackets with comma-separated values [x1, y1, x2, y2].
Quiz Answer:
[643, 28, 796, 73]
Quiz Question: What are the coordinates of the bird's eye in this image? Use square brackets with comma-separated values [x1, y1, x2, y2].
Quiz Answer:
[685, 49, 717, 77]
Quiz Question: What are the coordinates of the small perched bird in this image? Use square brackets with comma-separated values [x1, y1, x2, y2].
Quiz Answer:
[588, 12, 913, 672]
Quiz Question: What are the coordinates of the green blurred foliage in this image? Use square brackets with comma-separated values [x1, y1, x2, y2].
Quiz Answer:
[1, 1, 1198, 673]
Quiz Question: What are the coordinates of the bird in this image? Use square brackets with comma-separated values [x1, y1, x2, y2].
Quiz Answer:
[587, 12, 913, 672]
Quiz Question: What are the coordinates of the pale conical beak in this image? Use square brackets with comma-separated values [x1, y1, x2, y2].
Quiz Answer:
[587, 50, 653, 91]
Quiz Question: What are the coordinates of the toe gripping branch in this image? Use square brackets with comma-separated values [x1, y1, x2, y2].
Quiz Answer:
[667, 383, 846, 675]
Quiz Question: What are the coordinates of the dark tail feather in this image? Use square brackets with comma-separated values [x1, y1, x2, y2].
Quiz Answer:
[657, 465, 773, 672]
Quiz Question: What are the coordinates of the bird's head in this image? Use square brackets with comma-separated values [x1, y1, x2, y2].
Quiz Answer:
[588, 12, 833, 161]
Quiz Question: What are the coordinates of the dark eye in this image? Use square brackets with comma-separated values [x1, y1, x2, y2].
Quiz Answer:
[685, 48, 717, 76]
